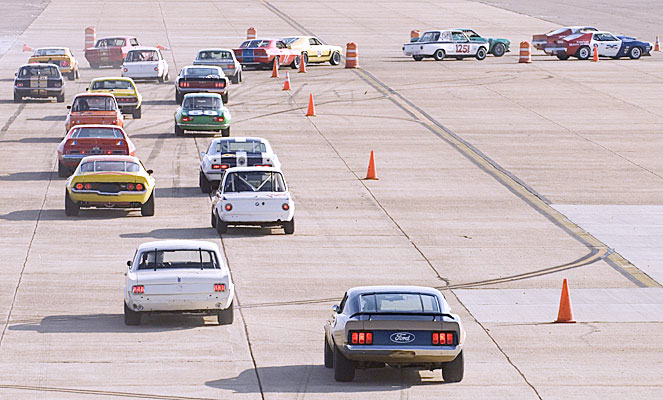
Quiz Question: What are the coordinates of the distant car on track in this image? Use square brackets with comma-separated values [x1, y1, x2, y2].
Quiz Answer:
[454, 29, 510, 57]
[57, 125, 135, 177]
[402, 30, 489, 61]
[122, 46, 169, 82]
[549, 31, 652, 60]
[64, 155, 154, 216]
[193, 49, 243, 84]
[174, 93, 231, 137]
[175, 65, 229, 104]
[532, 26, 597, 52]
[13, 63, 65, 103]
[64, 93, 124, 132]
[324, 286, 465, 382]
[28, 47, 80, 80]
[211, 167, 294, 235]
[199, 137, 280, 193]
[281, 36, 342, 65]
[85, 36, 139, 68]
[88, 77, 143, 119]
[123, 240, 235, 326]
[233, 39, 301, 70]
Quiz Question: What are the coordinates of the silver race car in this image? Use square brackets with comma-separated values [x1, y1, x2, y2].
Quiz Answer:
[324, 286, 465, 382]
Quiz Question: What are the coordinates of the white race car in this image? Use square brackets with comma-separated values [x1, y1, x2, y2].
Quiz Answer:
[402, 30, 489, 61]
[123, 240, 234, 325]
[211, 166, 294, 234]
[199, 137, 281, 193]
[122, 47, 169, 82]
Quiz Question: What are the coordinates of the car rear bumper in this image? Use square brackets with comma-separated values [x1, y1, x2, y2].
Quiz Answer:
[126, 292, 233, 312]
[220, 210, 294, 224]
[178, 122, 229, 131]
[69, 190, 151, 205]
[342, 344, 462, 363]
[15, 87, 64, 98]
[177, 87, 228, 95]
[544, 46, 567, 55]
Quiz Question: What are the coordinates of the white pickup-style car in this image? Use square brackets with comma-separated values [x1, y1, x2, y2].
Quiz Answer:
[123, 240, 234, 325]
[122, 47, 169, 82]
[211, 166, 294, 235]
[199, 137, 281, 193]
[402, 30, 489, 61]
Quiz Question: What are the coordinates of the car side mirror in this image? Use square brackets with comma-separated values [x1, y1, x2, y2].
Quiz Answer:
[66, 105, 71, 109]
[200, 152, 205, 157]
[146, 169, 153, 175]
[85, 87, 88, 91]
[332, 305, 340, 313]
[14, 72, 17, 77]
[127, 260, 132, 267]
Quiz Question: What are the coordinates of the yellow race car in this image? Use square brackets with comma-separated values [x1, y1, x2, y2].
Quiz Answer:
[28, 47, 80, 80]
[281, 36, 343, 66]
[65, 155, 155, 217]
[88, 77, 143, 119]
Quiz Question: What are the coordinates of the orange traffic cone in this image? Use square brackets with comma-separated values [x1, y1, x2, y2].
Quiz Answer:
[363, 151, 379, 180]
[306, 94, 315, 116]
[298, 57, 307, 73]
[283, 72, 291, 91]
[555, 279, 576, 323]
[592, 44, 599, 62]
[271, 58, 279, 78]
[655, 36, 661, 52]
[22, 44, 33, 52]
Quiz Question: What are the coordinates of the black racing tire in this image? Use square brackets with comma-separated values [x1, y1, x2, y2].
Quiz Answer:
[132, 106, 142, 119]
[576, 46, 591, 60]
[124, 302, 141, 326]
[283, 218, 294, 235]
[211, 209, 217, 228]
[199, 170, 211, 193]
[57, 160, 69, 178]
[68, 71, 76, 81]
[174, 124, 184, 136]
[162, 71, 169, 82]
[557, 54, 570, 60]
[324, 336, 334, 368]
[290, 55, 301, 69]
[492, 43, 506, 57]
[455, 57, 463, 60]
[302, 52, 309, 66]
[475, 47, 487, 60]
[413, 55, 424, 61]
[221, 127, 230, 137]
[330, 51, 341, 65]
[221, 93, 228, 104]
[629, 46, 642, 60]
[333, 346, 355, 382]
[140, 192, 155, 216]
[442, 350, 464, 383]
[75, 68, 80, 79]
[13, 91, 22, 103]
[175, 91, 183, 104]
[90, 63, 99, 69]
[64, 190, 80, 216]
[215, 214, 227, 235]
[218, 300, 234, 325]
[433, 49, 445, 61]
[231, 72, 240, 84]
[56, 93, 65, 103]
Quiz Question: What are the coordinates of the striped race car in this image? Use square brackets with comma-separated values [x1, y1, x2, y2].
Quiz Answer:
[198, 137, 280, 192]
[403, 30, 489, 61]
[549, 31, 653, 60]
[532, 26, 598, 52]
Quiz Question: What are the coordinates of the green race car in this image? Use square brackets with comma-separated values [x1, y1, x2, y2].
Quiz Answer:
[458, 29, 510, 57]
[174, 93, 231, 137]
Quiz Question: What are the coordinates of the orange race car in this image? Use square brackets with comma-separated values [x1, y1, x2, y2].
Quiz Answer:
[64, 93, 124, 133]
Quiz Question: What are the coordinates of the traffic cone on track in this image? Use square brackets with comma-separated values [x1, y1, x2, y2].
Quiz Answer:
[271, 58, 279, 78]
[22, 44, 33, 52]
[298, 57, 307, 73]
[306, 94, 315, 116]
[283, 72, 291, 90]
[363, 151, 379, 180]
[655, 36, 661, 52]
[592, 44, 599, 62]
[555, 279, 576, 323]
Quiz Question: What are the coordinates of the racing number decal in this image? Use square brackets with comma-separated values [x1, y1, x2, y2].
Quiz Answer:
[455, 44, 470, 53]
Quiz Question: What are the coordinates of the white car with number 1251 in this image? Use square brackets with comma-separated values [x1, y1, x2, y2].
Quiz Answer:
[402, 30, 489, 61]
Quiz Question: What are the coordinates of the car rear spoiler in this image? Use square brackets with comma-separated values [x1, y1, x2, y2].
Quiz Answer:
[349, 311, 456, 320]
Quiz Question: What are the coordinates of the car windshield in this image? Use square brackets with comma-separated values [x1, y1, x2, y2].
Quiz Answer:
[126, 50, 158, 62]
[223, 171, 286, 193]
[184, 67, 221, 77]
[214, 140, 266, 154]
[420, 32, 440, 42]
[72, 96, 116, 111]
[97, 38, 126, 47]
[239, 40, 271, 48]
[359, 293, 440, 313]
[91, 80, 134, 90]
[182, 96, 221, 110]
[35, 48, 66, 56]
[197, 50, 233, 60]
[281, 37, 298, 45]
[79, 161, 140, 173]
[71, 127, 123, 138]
[137, 249, 219, 270]
[19, 65, 59, 77]
[463, 30, 480, 38]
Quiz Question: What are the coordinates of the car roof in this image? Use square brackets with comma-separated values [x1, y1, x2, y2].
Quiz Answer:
[127, 46, 159, 51]
[18, 63, 60, 68]
[183, 92, 222, 98]
[90, 76, 136, 82]
[32, 47, 70, 51]
[70, 124, 125, 130]
[211, 136, 269, 143]
[346, 285, 443, 298]
[97, 36, 136, 40]
[197, 48, 234, 52]
[137, 240, 220, 252]
[182, 64, 223, 70]
[224, 166, 282, 173]
[73, 92, 115, 98]
[79, 155, 139, 163]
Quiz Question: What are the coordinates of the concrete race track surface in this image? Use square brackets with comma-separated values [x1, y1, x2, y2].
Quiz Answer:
[0, 0, 662, 399]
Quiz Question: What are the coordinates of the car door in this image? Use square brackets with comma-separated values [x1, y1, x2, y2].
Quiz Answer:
[309, 37, 327, 61]
[595, 33, 621, 57]
[451, 31, 471, 56]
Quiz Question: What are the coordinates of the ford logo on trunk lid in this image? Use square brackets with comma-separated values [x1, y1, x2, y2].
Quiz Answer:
[390, 332, 415, 343]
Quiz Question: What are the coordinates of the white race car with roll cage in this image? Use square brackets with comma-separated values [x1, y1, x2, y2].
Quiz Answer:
[123, 240, 235, 326]
[402, 29, 489, 61]
[199, 137, 281, 193]
[211, 166, 294, 235]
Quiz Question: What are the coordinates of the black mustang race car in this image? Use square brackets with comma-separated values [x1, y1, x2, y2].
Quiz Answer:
[14, 63, 65, 103]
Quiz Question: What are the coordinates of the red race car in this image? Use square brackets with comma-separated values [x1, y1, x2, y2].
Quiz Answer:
[233, 39, 301, 70]
[532, 26, 597, 52]
[64, 93, 124, 132]
[85, 36, 140, 69]
[57, 125, 136, 177]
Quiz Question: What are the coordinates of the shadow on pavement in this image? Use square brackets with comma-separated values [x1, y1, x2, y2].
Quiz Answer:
[26, 115, 66, 121]
[0, 171, 53, 181]
[120, 227, 220, 240]
[0, 208, 139, 221]
[0, 136, 63, 143]
[154, 186, 204, 198]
